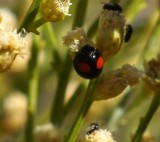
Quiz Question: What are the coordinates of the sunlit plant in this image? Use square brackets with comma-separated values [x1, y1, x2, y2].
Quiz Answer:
[0, 0, 159, 142]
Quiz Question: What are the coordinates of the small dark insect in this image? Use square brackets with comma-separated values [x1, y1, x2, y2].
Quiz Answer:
[103, 3, 122, 12]
[87, 123, 99, 135]
[125, 24, 133, 42]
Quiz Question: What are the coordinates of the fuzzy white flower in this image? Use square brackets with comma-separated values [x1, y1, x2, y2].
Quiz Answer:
[85, 129, 116, 142]
[62, 27, 96, 57]
[41, 0, 72, 22]
[0, 13, 28, 72]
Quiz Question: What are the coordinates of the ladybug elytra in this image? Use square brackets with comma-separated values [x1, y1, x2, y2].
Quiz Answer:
[74, 44, 104, 79]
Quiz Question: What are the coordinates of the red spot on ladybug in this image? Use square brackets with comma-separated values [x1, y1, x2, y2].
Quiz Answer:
[96, 57, 104, 69]
[77, 62, 91, 73]
[74, 44, 104, 79]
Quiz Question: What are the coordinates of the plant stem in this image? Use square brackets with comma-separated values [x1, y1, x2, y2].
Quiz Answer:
[62, 84, 85, 119]
[25, 36, 39, 142]
[72, 0, 88, 28]
[28, 18, 47, 35]
[65, 79, 97, 142]
[49, 0, 89, 125]
[131, 92, 160, 142]
[44, 23, 73, 125]
[137, 10, 159, 64]
[51, 54, 72, 124]
[44, 23, 57, 48]
[18, 0, 42, 33]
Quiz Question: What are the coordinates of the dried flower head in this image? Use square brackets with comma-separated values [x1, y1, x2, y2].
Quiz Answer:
[34, 123, 63, 142]
[0, 12, 28, 72]
[142, 53, 160, 91]
[41, 0, 72, 22]
[96, 6, 127, 61]
[62, 27, 96, 57]
[93, 64, 140, 100]
[0, 91, 27, 133]
[83, 123, 116, 142]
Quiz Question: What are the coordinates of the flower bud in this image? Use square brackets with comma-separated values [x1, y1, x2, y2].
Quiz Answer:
[96, 7, 126, 61]
[41, 0, 72, 22]
[93, 64, 140, 100]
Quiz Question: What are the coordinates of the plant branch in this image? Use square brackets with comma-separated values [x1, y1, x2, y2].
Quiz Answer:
[65, 79, 97, 142]
[131, 92, 160, 142]
[25, 36, 39, 142]
[18, 0, 43, 33]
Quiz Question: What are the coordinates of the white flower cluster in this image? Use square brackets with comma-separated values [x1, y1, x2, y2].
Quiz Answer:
[0, 9, 28, 72]
[41, 0, 72, 22]
[85, 129, 116, 142]
[62, 27, 96, 58]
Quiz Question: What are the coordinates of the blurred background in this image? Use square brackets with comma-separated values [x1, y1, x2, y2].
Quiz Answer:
[0, 0, 159, 141]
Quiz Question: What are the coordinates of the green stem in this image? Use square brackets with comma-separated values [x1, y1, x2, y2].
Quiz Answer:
[131, 92, 160, 142]
[51, 54, 72, 124]
[49, 0, 89, 125]
[28, 18, 47, 35]
[25, 36, 39, 142]
[72, 0, 88, 28]
[44, 23, 73, 125]
[87, 18, 99, 38]
[44, 23, 57, 48]
[65, 79, 97, 142]
[18, 0, 43, 33]
[137, 10, 159, 63]
[107, 89, 131, 131]
[63, 84, 85, 118]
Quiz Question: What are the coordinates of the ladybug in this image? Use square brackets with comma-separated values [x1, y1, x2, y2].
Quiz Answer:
[74, 44, 104, 79]
[87, 123, 99, 135]
[124, 24, 133, 42]
[103, 3, 122, 12]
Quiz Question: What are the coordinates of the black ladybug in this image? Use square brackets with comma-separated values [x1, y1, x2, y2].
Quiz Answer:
[124, 24, 133, 42]
[87, 123, 99, 135]
[103, 3, 122, 12]
[74, 44, 104, 79]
